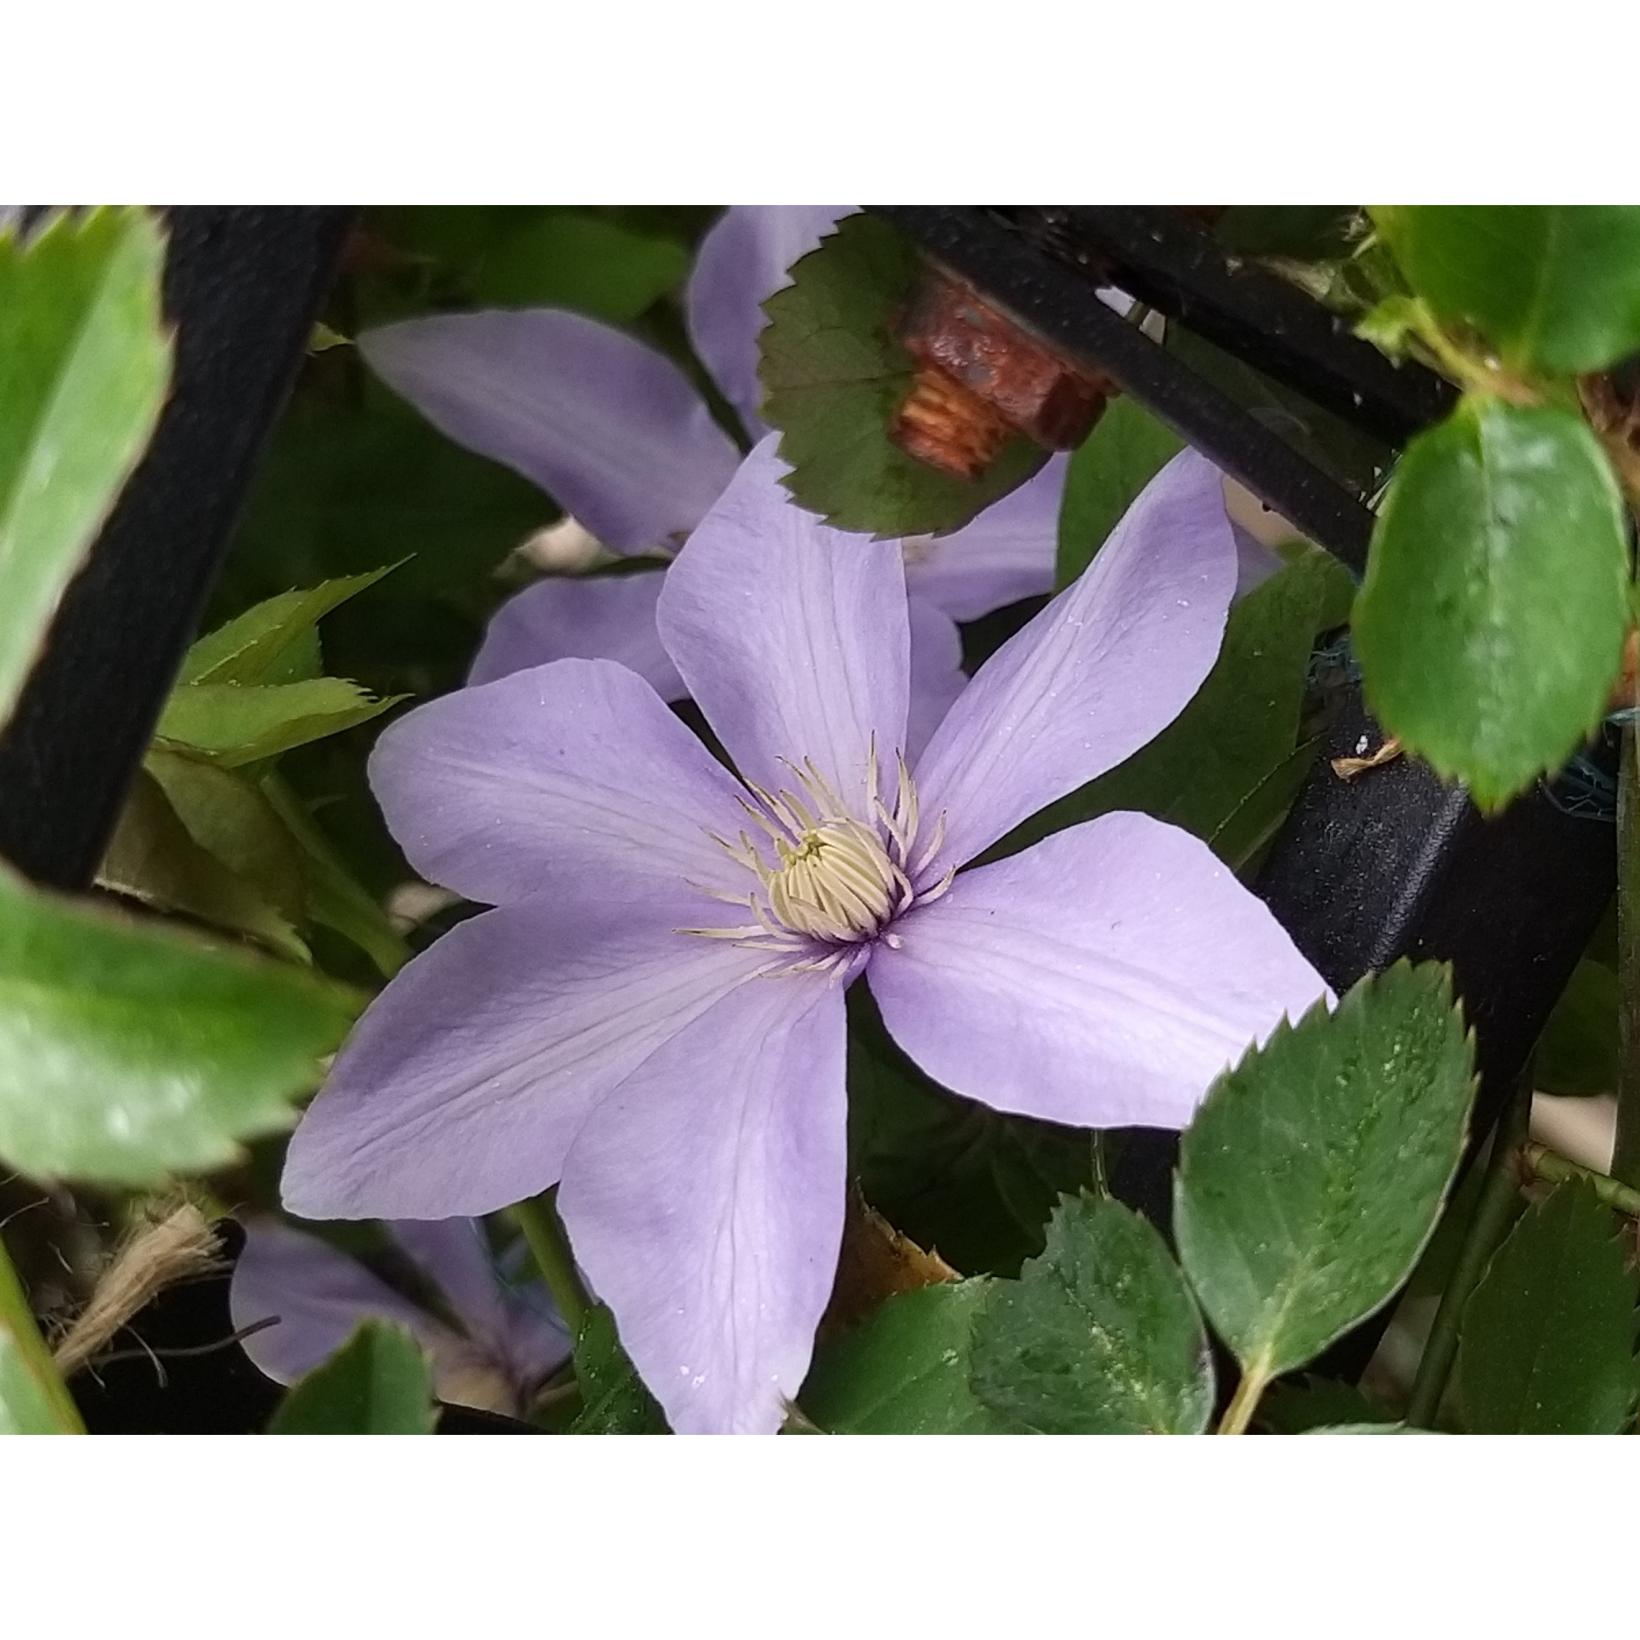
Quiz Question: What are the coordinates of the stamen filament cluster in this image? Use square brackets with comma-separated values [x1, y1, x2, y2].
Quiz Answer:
[682, 741, 952, 967]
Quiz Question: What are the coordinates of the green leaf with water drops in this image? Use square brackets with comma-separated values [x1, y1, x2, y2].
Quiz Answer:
[1373, 206, 1640, 375]
[1455, 1181, 1639, 1434]
[0, 207, 172, 731]
[803, 1280, 1011, 1434]
[760, 211, 1047, 538]
[1175, 962, 1475, 1390]
[571, 1305, 668, 1434]
[1354, 395, 1629, 810]
[1055, 396, 1184, 587]
[268, 1321, 436, 1434]
[968, 1193, 1214, 1434]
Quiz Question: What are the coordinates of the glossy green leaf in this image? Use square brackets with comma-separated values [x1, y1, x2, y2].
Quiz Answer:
[157, 677, 404, 767]
[760, 212, 1046, 537]
[1373, 206, 1640, 375]
[1537, 959, 1620, 1098]
[181, 567, 396, 687]
[268, 1321, 435, 1434]
[995, 546, 1352, 869]
[97, 769, 308, 961]
[1055, 397, 1184, 587]
[803, 1281, 1011, 1434]
[570, 1305, 668, 1434]
[969, 1193, 1213, 1434]
[1355, 396, 1629, 810]
[1456, 1181, 1639, 1434]
[0, 208, 171, 729]
[0, 1237, 82, 1433]
[0, 863, 357, 1185]
[1176, 962, 1475, 1386]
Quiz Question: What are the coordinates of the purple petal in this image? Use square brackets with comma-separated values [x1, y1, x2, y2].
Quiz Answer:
[559, 967, 848, 1435]
[911, 450, 1238, 870]
[906, 596, 966, 763]
[282, 902, 774, 1221]
[469, 570, 685, 701]
[230, 1217, 458, 1384]
[390, 1220, 571, 1390]
[360, 311, 740, 554]
[657, 437, 910, 802]
[370, 658, 747, 911]
[868, 812, 1330, 1131]
[901, 454, 1067, 622]
[685, 206, 857, 436]
[389, 1219, 513, 1348]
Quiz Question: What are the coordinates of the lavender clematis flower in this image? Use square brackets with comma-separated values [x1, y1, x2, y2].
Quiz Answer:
[231, 1215, 569, 1419]
[360, 206, 1065, 750]
[283, 437, 1329, 1435]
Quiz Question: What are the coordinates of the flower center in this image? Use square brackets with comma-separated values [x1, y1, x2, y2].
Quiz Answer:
[682, 744, 951, 969]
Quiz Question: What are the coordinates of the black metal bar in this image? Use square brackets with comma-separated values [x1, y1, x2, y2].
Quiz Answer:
[874, 205, 1379, 575]
[0, 206, 356, 891]
[1014, 205, 1455, 444]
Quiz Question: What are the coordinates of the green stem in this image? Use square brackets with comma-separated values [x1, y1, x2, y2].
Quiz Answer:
[1614, 724, 1640, 1186]
[0, 1233, 83, 1433]
[1405, 1082, 1531, 1429]
[1216, 1362, 1270, 1435]
[1520, 1142, 1640, 1218]
[511, 1189, 591, 1337]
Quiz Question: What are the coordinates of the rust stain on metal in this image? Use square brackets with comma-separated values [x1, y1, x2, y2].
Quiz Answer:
[892, 268, 1114, 481]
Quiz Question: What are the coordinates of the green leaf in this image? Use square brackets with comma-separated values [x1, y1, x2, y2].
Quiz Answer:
[97, 769, 309, 962]
[0, 862, 357, 1185]
[969, 1193, 1214, 1434]
[995, 546, 1352, 869]
[0, 1237, 82, 1433]
[1176, 962, 1476, 1389]
[1455, 1181, 1639, 1434]
[1536, 959, 1620, 1098]
[181, 567, 396, 687]
[570, 1305, 668, 1434]
[760, 212, 1046, 537]
[268, 1321, 435, 1433]
[1256, 1375, 1396, 1434]
[1055, 397, 1184, 587]
[157, 677, 404, 767]
[0, 208, 171, 729]
[1373, 206, 1640, 375]
[146, 750, 307, 926]
[368, 207, 693, 324]
[803, 1281, 1011, 1434]
[1355, 396, 1629, 810]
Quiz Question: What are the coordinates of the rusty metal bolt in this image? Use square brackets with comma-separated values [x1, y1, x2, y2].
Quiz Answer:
[892, 268, 1114, 481]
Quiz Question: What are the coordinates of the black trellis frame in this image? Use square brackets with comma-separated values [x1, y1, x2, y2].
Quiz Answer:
[0, 205, 1614, 1421]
